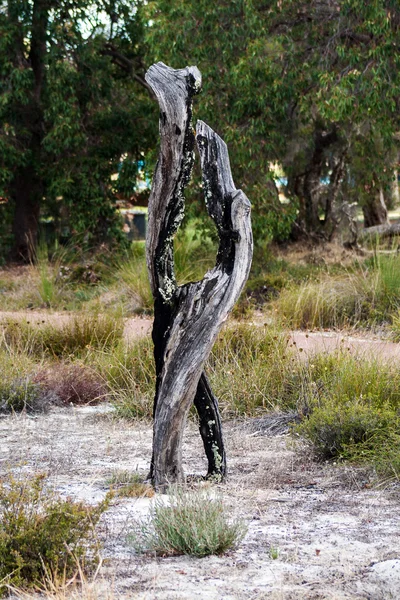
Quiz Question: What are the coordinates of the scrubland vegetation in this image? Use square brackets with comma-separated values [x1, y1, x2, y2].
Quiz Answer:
[1, 237, 400, 595]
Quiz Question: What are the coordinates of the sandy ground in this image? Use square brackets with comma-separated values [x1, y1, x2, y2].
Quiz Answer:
[1, 310, 400, 598]
[1, 406, 399, 600]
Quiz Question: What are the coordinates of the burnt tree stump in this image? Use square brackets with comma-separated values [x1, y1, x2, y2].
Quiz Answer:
[145, 62, 253, 491]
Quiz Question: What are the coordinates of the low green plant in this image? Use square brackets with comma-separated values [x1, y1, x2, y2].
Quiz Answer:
[130, 487, 246, 557]
[269, 546, 279, 560]
[0, 377, 44, 413]
[0, 474, 109, 595]
[297, 400, 398, 460]
[275, 251, 400, 331]
[276, 273, 378, 329]
[1, 313, 123, 359]
[207, 324, 297, 415]
[0, 350, 44, 413]
[294, 350, 400, 479]
[34, 242, 58, 308]
[92, 337, 155, 419]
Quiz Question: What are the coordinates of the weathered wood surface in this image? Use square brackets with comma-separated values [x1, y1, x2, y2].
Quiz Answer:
[145, 62, 253, 491]
[359, 222, 400, 240]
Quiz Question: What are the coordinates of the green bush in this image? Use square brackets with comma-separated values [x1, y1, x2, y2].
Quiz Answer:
[0, 377, 44, 414]
[130, 487, 246, 557]
[0, 474, 109, 595]
[297, 401, 398, 460]
[294, 351, 400, 479]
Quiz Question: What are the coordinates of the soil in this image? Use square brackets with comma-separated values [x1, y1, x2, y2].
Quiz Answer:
[1, 310, 400, 599]
[1, 407, 399, 600]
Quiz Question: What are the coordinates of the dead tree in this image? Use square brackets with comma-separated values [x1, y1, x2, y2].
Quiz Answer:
[145, 62, 253, 491]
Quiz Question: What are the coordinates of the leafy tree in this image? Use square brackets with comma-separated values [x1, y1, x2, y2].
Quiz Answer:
[145, 0, 400, 241]
[0, 0, 156, 261]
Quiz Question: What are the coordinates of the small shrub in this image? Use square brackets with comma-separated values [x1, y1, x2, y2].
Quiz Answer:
[0, 377, 45, 414]
[297, 401, 398, 460]
[0, 474, 109, 595]
[34, 363, 107, 406]
[130, 487, 246, 557]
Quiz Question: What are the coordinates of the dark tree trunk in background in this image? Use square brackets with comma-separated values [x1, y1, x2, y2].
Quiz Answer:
[290, 127, 342, 240]
[9, 0, 49, 262]
[362, 187, 389, 228]
[145, 62, 253, 491]
[10, 166, 42, 261]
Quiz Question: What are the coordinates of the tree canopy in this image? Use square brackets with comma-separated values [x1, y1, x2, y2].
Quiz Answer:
[145, 0, 400, 241]
[1, 0, 399, 260]
[0, 0, 156, 260]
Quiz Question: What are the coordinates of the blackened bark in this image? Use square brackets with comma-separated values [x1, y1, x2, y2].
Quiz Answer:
[145, 63, 252, 491]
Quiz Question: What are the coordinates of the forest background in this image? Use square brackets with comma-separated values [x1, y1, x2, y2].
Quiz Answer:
[1, 0, 399, 262]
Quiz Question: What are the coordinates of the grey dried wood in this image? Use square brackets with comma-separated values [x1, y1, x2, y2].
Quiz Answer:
[145, 62, 253, 491]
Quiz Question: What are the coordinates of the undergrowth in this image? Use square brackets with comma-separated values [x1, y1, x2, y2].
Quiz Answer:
[293, 350, 400, 480]
[276, 252, 400, 331]
[0, 474, 109, 595]
[1, 313, 123, 359]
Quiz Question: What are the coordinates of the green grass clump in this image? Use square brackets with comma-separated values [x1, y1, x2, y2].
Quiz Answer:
[1, 313, 123, 359]
[0, 377, 43, 413]
[275, 252, 400, 331]
[276, 274, 377, 329]
[0, 350, 44, 413]
[130, 487, 246, 557]
[207, 324, 297, 415]
[115, 243, 153, 315]
[0, 474, 109, 595]
[92, 337, 155, 419]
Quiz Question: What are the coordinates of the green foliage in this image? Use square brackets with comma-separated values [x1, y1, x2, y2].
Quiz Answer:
[93, 337, 155, 419]
[297, 401, 398, 460]
[207, 324, 298, 416]
[130, 487, 246, 557]
[0, 377, 43, 414]
[0, 1, 156, 260]
[0, 474, 108, 595]
[1, 314, 123, 359]
[145, 0, 400, 239]
[0, 349, 42, 413]
[294, 350, 400, 479]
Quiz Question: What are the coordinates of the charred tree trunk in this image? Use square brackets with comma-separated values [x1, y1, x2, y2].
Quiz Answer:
[145, 62, 252, 491]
